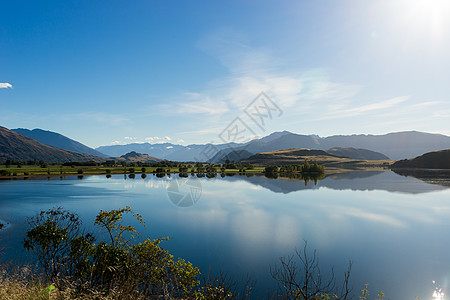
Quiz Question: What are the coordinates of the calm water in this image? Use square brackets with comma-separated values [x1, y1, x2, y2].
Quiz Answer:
[1, 171, 449, 299]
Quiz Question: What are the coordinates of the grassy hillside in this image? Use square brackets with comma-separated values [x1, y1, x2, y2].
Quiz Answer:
[241, 148, 393, 171]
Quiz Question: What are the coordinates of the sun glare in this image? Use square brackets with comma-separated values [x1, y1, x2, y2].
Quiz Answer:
[404, 0, 450, 37]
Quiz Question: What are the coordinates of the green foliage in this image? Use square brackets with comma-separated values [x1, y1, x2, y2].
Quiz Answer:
[155, 167, 165, 173]
[205, 165, 217, 173]
[179, 165, 189, 172]
[94, 206, 144, 247]
[23, 207, 94, 287]
[0, 170, 11, 176]
[24, 206, 202, 298]
[359, 284, 369, 300]
[265, 166, 279, 174]
[301, 160, 325, 174]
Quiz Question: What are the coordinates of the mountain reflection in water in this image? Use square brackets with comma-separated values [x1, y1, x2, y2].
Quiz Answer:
[220, 170, 450, 194]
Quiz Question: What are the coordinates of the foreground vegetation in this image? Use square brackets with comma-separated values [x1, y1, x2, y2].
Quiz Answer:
[0, 207, 404, 299]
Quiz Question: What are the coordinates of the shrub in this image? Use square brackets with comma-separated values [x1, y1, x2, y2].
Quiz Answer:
[24, 207, 202, 298]
[77, 169, 83, 174]
[0, 170, 11, 176]
[265, 166, 279, 174]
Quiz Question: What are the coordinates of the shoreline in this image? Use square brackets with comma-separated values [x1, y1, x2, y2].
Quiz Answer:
[0, 167, 392, 181]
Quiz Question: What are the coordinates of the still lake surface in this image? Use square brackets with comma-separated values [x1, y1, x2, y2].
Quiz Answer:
[0, 171, 449, 299]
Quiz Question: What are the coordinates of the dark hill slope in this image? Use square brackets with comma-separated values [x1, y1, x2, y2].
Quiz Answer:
[392, 149, 450, 169]
[327, 147, 389, 160]
[12, 128, 108, 158]
[0, 126, 103, 163]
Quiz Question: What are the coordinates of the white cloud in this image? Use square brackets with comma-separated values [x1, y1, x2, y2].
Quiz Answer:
[124, 137, 136, 140]
[0, 83, 12, 89]
[159, 29, 360, 120]
[111, 141, 122, 145]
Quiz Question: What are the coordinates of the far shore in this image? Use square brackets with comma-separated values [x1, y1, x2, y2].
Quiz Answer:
[0, 166, 393, 180]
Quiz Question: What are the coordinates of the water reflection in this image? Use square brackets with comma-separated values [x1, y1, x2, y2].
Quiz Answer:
[393, 169, 450, 188]
[432, 281, 445, 300]
[222, 171, 450, 194]
[1, 172, 450, 299]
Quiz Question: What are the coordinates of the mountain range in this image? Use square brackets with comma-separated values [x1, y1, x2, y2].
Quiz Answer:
[96, 130, 450, 161]
[12, 128, 108, 158]
[2, 126, 450, 164]
[0, 126, 103, 163]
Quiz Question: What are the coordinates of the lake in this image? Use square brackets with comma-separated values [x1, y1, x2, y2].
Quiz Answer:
[0, 171, 449, 299]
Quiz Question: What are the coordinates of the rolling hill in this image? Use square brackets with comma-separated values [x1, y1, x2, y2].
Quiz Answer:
[12, 128, 108, 158]
[241, 148, 393, 170]
[0, 126, 104, 163]
[119, 151, 162, 162]
[326, 147, 390, 160]
[392, 149, 450, 169]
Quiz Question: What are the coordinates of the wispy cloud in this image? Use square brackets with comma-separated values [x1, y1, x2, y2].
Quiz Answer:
[319, 96, 410, 120]
[108, 136, 175, 145]
[158, 29, 360, 119]
[150, 29, 447, 138]
[176, 92, 230, 115]
[0, 82, 12, 89]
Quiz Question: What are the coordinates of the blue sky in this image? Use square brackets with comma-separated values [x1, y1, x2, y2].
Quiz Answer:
[1, 0, 449, 148]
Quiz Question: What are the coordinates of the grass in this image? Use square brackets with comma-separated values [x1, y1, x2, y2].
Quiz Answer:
[0, 165, 267, 179]
[0, 265, 142, 299]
